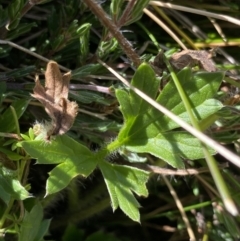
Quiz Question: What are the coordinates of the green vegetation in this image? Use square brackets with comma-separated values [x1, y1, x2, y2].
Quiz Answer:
[0, 0, 240, 240]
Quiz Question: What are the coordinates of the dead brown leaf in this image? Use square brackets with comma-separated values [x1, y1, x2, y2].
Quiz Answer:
[170, 50, 217, 72]
[152, 49, 217, 74]
[32, 61, 78, 139]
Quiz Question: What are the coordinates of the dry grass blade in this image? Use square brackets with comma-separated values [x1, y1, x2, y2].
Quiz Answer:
[143, 8, 187, 50]
[0, 40, 70, 72]
[150, 1, 240, 26]
[162, 176, 196, 241]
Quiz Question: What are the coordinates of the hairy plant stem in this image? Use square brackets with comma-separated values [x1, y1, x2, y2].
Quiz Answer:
[83, 0, 142, 67]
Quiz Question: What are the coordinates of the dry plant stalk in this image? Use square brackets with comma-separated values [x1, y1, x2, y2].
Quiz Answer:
[32, 61, 78, 140]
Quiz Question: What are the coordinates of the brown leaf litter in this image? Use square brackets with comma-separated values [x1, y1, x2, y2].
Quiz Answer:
[152, 49, 217, 74]
[32, 61, 78, 140]
[170, 49, 217, 72]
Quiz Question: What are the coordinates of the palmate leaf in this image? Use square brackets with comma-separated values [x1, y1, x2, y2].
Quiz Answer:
[22, 134, 149, 222]
[116, 63, 223, 168]
[21, 135, 97, 196]
[99, 161, 149, 222]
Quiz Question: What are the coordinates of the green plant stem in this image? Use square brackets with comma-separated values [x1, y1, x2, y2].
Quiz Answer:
[0, 108, 28, 229]
[83, 0, 141, 67]
[96, 139, 121, 162]
[143, 200, 214, 221]
[10, 106, 20, 137]
[199, 114, 219, 131]
[0, 198, 15, 229]
[163, 54, 238, 216]
[0, 160, 29, 229]
[0, 132, 21, 139]
[136, 22, 159, 49]
[106, 138, 122, 153]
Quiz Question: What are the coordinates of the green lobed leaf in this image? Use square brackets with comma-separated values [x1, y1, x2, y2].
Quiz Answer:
[21, 135, 97, 195]
[117, 63, 160, 127]
[0, 99, 29, 133]
[116, 64, 223, 168]
[74, 116, 121, 133]
[19, 202, 50, 241]
[176, 99, 222, 130]
[11, 180, 30, 200]
[0, 184, 11, 204]
[156, 68, 224, 131]
[28, 128, 35, 141]
[0, 169, 29, 201]
[34, 218, 51, 241]
[118, 147, 147, 163]
[99, 161, 149, 222]
[0, 147, 23, 161]
[125, 131, 216, 167]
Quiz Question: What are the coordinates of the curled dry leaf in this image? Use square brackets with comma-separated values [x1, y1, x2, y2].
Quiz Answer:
[152, 49, 217, 73]
[32, 61, 78, 139]
[170, 50, 217, 72]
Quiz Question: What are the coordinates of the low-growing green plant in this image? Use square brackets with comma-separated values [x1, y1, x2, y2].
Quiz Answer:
[1, 0, 240, 240]
[0, 62, 225, 238]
